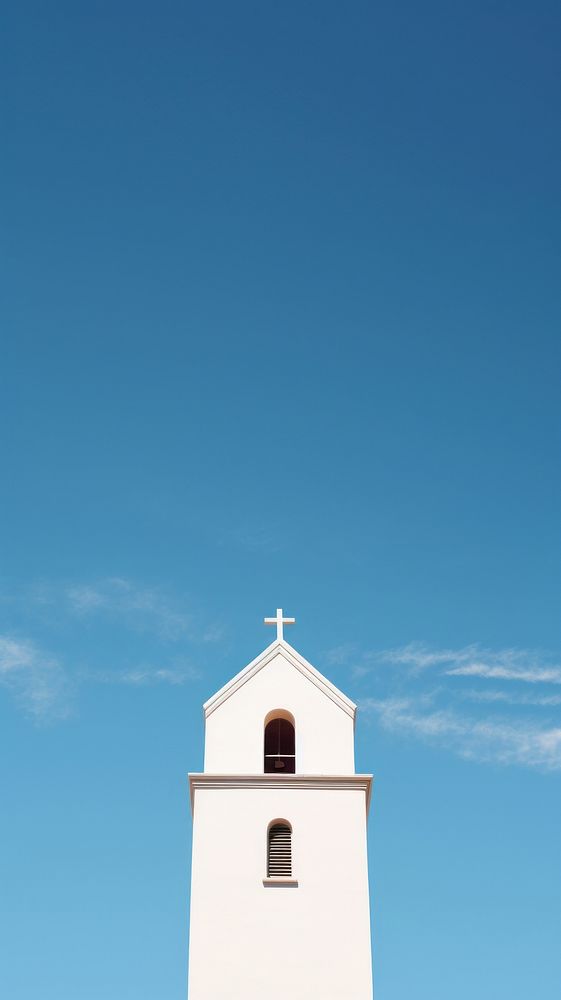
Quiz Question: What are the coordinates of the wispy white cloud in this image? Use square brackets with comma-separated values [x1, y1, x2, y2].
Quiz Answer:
[119, 667, 200, 685]
[446, 663, 561, 684]
[379, 642, 466, 672]
[17, 577, 223, 645]
[224, 524, 282, 554]
[325, 643, 358, 666]
[361, 696, 561, 771]
[374, 642, 561, 685]
[343, 640, 561, 772]
[119, 668, 188, 686]
[65, 577, 193, 639]
[0, 577, 218, 723]
[89, 663, 202, 686]
[460, 688, 561, 707]
[0, 636, 37, 675]
[0, 632, 203, 722]
[201, 623, 225, 644]
[0, 636, 71, 721]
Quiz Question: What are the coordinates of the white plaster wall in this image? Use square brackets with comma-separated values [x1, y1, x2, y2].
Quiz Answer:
[187, 785, 373, 1000]
[204, 651, 355, 775]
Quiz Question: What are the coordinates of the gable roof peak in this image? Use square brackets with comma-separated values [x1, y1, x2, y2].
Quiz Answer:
[203, 638, 356, 720]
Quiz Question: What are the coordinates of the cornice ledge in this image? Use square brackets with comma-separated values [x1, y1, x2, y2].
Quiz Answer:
[188, 772, 373, 813]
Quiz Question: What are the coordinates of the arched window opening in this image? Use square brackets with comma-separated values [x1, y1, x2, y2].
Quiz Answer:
[267, 822, 292, 877]
[264, 714, 295, 773]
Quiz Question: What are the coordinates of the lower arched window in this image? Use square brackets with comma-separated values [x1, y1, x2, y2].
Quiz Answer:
[267, 822, 292, 877]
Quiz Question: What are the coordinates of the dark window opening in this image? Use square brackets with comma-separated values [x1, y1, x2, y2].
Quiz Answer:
[264, 717, 295, 773]
[267, 823, 292, 877]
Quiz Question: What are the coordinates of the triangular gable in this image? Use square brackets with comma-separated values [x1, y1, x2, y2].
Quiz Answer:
[203, 639, 356, 720]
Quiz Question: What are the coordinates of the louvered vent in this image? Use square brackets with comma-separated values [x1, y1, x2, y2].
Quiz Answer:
[267, 823, 292, 877]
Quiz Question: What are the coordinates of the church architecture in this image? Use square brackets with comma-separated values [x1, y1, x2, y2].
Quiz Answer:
[187, 610, 374, 999]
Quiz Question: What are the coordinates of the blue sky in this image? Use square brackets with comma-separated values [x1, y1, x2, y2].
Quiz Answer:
[2, 2, 560, 997]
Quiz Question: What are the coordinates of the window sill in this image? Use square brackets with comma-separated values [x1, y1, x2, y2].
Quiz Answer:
[262, 877, 299, 887]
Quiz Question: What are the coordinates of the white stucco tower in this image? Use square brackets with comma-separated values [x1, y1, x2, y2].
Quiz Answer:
[187, 610, 374, 1000]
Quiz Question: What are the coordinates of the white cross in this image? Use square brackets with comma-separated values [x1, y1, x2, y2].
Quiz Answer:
[264, 608, 295, 642]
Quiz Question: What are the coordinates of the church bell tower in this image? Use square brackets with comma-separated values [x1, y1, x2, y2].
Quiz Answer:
[187, 610, 374, 999]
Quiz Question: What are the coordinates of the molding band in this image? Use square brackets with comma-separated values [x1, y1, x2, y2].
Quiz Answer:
[188, 772, 373, 813]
